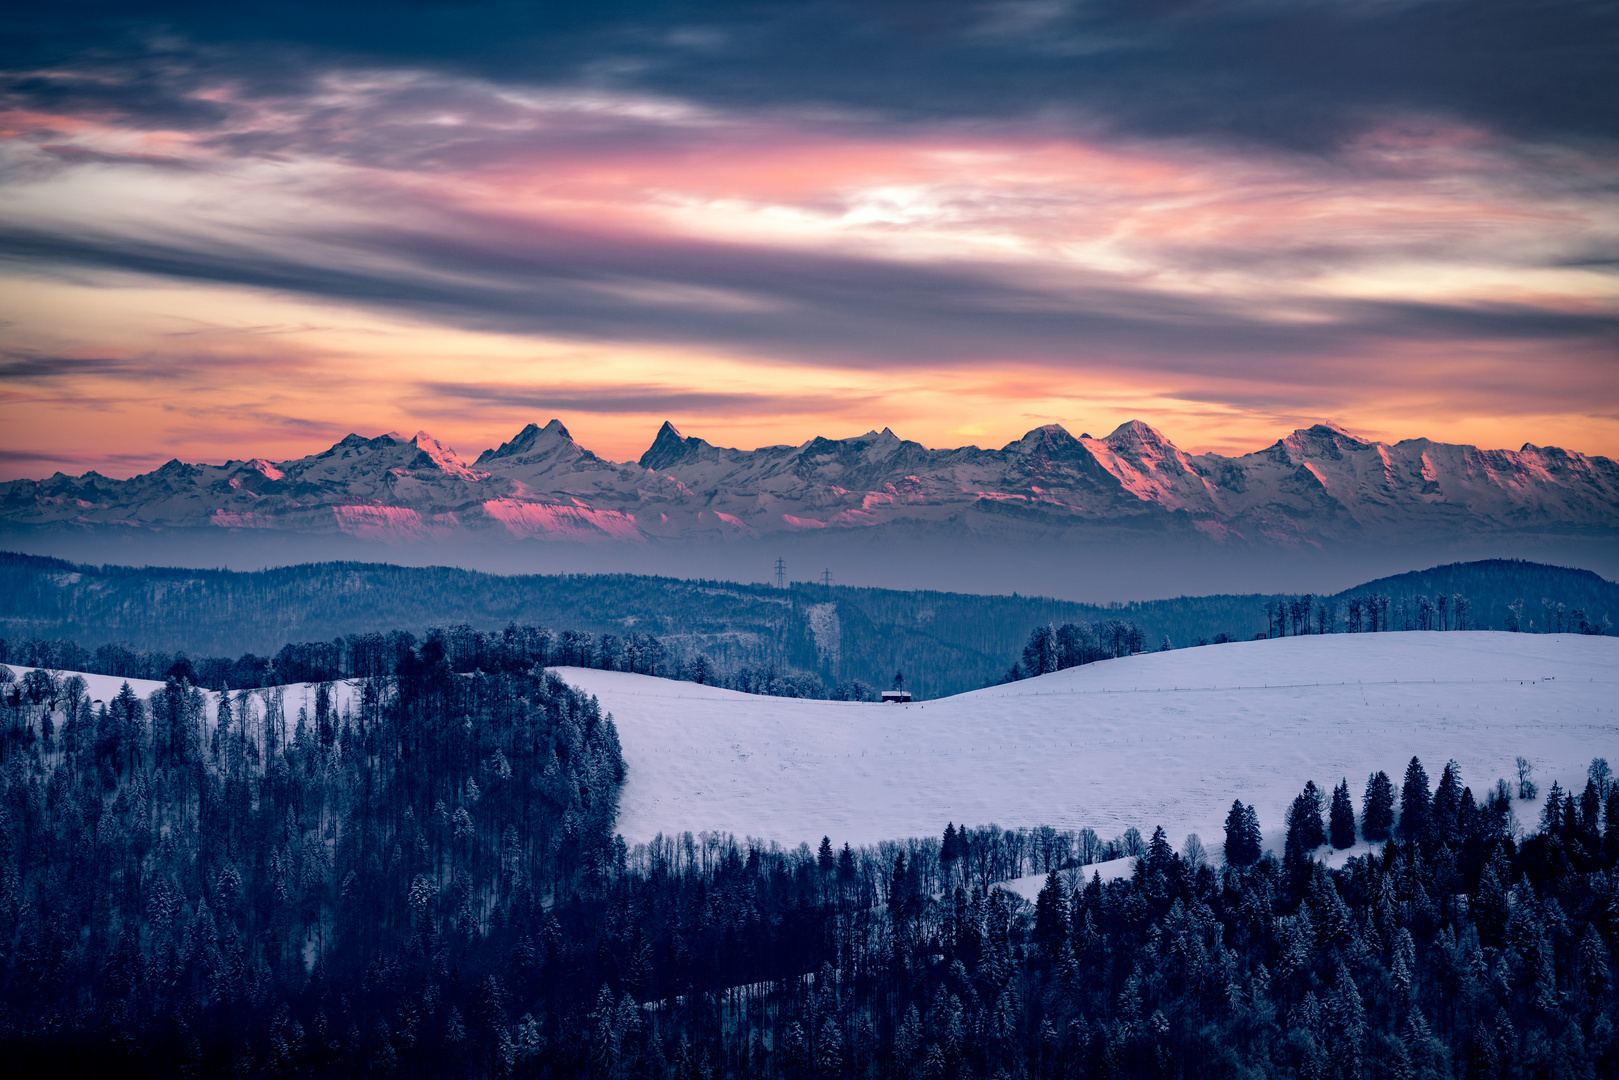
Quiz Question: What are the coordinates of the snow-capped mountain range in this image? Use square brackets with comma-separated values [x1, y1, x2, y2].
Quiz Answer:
[3, 420, 1616, 549]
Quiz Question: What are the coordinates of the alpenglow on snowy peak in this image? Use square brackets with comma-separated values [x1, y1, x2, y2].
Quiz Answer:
[2, 420, 1616, 549]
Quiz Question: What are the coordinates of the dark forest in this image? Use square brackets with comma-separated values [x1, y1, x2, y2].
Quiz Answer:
[1, 630, 1616, 1076]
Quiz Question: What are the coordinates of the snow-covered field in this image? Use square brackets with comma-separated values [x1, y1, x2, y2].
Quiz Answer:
[10, 632, 1614, 860]
[0, 667, 359, 735]
[554, 632, 1618, 852]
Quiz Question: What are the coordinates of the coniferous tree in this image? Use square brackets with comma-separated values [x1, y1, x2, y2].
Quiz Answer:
[1473, 864, 1509, 948]
[1223, 800, 1248, 866]
[1430, 760, 1463, 850]
[1242, 803, 1263, 864]
[1605, 786, 1619, 861]
[1399, 756, 1430, 843]
[1578, 780, 1601, 836]
[1299, 781, 1327, 848]
[1284, 782, 1327, 881]
[1033, 871, 1065, 958]
[1329, 779, 1356, 849]
[10, 605, 1619, 1076]
[1363, 770, 1395, 841]
[1224, 800, 1261, 867]
[1540, 781, 1566, 832]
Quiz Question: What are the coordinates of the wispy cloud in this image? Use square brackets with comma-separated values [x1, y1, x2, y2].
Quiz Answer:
[420, 381, 876, 418]
[0, 447, 164, 467]
[1, 0, 1616, 477]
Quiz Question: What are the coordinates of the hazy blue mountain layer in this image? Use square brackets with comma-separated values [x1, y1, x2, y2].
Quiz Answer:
[2, 553, 1609, 699]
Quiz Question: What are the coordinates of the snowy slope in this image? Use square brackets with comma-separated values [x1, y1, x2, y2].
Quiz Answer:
[554, 631, 1619, 851]
[5, 668, 171, 705]
[1, 667, 358, 732]
[9, 633, 1615, 860]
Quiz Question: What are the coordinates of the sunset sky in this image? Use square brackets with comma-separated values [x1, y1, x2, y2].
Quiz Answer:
[2, 0, 1616, 478]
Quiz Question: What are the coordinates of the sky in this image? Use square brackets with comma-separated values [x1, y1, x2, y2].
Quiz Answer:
[1, 0, 1616, 478]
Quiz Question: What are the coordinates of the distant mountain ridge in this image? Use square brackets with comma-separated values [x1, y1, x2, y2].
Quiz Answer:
[2, 419, 1616, 553]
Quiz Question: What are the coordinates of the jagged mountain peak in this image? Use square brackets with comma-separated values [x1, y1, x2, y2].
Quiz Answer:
[639, 421, 692, 471]
[241, 458, 285, 481]
[397, 432, 483, 480]
[1003, 423, 1080, 454]
[3, 416, 1614, 551]
[1263, 422, 1376, 467]
[321, 431, 413, 458]
[1091, 421, 1193, 478]
[638, 421, 733, 472]
[844, 427, 900, 445]
[1281, 422, 1372, 450]
[298, 428, 486, 481]
[476, 419, 580, 464]
[1102, 419, 1174, 449]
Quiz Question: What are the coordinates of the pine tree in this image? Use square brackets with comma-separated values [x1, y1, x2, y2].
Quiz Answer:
[819, 1017, 844, 1079]
[1147, 825, 1176, 873]
[1540, 781, 1566, 832]
[1578, 780, 1600, 835]
[1285, 783, 1326, 877]
[1399, 756, 1430, 843]
[1362, 770, 1395, 841]
[1430, 760, 1462, 849]
[1224, 800, 1250, 867]
[1329, 779, 1356, 849]
[1242, 804, 1263, 864]
[1224, 800, 1261, 866]
[1605, 786, 1619, 860]
[1579, 923, 1611, 1004]
[1297, 781, 1327, 848]
[1473, 864, 1509, 948]
[1326, 960, 1366, 1078]
[1033, 871, 1065, 959]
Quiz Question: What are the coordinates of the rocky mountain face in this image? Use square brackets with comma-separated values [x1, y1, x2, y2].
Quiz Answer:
[3, 419, 1616, 551]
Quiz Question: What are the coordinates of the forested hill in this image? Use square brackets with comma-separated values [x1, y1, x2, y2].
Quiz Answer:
[0, 553, 1261, 700]
[1340, 558, 1619, 634]
[1, 553, 1613, 699]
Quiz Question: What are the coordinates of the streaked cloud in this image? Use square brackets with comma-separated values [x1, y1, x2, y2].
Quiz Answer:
[0, 0, 1615, 477]
[419, 382, 878, 419]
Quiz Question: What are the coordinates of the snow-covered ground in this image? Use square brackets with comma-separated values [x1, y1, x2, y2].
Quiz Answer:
[9, 632, 1614, 860]
[996, 857, 1139, 904]
[0, 667, 360, 733]
[554, 631, 1618, 852]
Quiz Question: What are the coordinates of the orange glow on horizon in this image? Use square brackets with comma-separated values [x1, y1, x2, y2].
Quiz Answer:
[1, 72, 1616, 479]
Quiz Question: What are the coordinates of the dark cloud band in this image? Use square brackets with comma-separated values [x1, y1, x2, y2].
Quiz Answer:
[6, 0, 1617, 149]
[418, 381, 876, 417]
[2, 214, 1612, 377]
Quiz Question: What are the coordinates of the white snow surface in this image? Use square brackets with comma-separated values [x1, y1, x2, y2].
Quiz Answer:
[0, 667, 361, 729]
[997, 858, 1139, 904]
[11, 632, 1615, 860]
[554, 631, 1619, 851]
